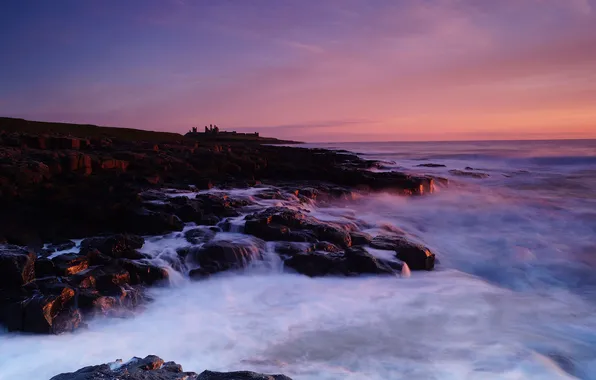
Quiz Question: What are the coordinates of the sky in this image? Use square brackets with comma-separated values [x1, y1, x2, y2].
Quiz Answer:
[1, 0, 595, 142]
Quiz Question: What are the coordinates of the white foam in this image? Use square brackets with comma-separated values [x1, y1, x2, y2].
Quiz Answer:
[0, 271, 583, 380]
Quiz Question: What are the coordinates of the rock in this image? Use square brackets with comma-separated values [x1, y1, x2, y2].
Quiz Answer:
[49, 355, 294, 380]
[52, 254, 90, 276]
[50, 355, 196, 380]
[35, 257, 56, 278]
[68, 266, 131, 294]
[0, 246, 36, 288]
[80, 234, 145, 259]
[449, 169, 489, 178]
[416, 163, 446, 168]
[131, 210, 185, 235]
[284, 246, 400, 277]
[22, 285, 82, 334]
[46, 240, 77, 253]
[197, 370, 293, 380]
[184, 228, 216, 245]
[188, 238, 265, 276]
[244, 207, 352, 247]
[349, 231, 372, 245]
[314, 241, 342, 253]
[369, 235, 435, 270]
[274, 241, 313, 255]
[118, 259, 169, 286]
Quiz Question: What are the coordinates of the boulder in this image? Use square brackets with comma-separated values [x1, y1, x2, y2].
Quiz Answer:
[188, 238, 265, 277]
[80, 234, 145, 259]
[416, 163, 446, 168]
[35, 257, 56, 278]
[52, 254, 90, 276]
[369, 235, 435, 270]
[197, 370, 293, 380]
[21, 285, 82, 334]
[184, 228, 216, 245]
[244, 207, 352, 247]
[449, 169, 489, 179]
[284, 247, 400, 277]
[274, 241, 313, 256]
[49, 355, 293, 380]
[0, 246, 36, 288]
[349, 231, 372, 245]
[118, 259, 169, 286]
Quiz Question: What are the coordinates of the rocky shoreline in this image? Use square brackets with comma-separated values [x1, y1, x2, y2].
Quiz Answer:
[0, 121, 441, 378]
[50, 355, 292, 379]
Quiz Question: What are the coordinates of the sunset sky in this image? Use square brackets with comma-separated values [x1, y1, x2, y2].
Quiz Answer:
[1, 0, 595, 142]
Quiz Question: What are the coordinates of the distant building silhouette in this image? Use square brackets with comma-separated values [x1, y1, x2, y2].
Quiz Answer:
[187, 124, 261, 138]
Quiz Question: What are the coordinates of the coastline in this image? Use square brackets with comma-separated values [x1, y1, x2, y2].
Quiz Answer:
[0, 119, 438, 378]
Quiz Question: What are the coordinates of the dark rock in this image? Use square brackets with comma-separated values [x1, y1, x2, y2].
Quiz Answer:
[449, 169, 489, 179]
[118, 259, 169, 286]
[274, 242, 313, 256]
[184, 228, 216, 245]
[199, 214, 221, 226]
[314, 241, 342, 253]
[52, 254, 90, 276]
[34, 257, 56, 278]
[68, 266, 131, 294]
[244, 207, 351, 247]
[22, 285, 82, 334]
[50, 355, 197, 380]
[80, 234, 145, 258]
[197, 370, 293, 380]
[188, 238, 265, 276]
[49, 355, 294, 380]
[284, 246, 400, 277]
[369, 235, 435, 270]
[46, 240, 77, 253]
[349, 231, 372, 245]
[416, 163, 446, 168]
[0, 246, 36, 288]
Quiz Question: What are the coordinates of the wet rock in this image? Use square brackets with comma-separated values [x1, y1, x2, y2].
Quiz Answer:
[118, 259, 169, 286]
[184, 228, 217, 245]
[22, 285, 82, 334]
[188, 238, 265, 276]
[284, 246, 400, 277]
[314, 241, 342, 253]
[244, 207, 352, 247]
[449, 169, 489, 179]
[274, 241, 313, 255]
[52, 254, 90, 276]
[80, 234, 145, 259]
[197, 370, 293, 380]
[369, 235, 435, 270]
[34, 257, 56, 278]
[195, 193, 252, 218]
[46, 240, 76, 253]
[68, 266, 131, 294]
[50, 355, 196, 380]
[416, 163, 446, 168]
[0, 246, 36, 288]
[49, 355, 294, 380]
[350, 231, 373, 245]
[131, 210, 185, 235]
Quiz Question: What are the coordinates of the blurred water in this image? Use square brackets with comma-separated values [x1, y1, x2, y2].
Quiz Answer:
[1, 140, 595, 379]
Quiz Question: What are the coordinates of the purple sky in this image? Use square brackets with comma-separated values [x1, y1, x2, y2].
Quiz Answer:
[1, 0, 595, 141]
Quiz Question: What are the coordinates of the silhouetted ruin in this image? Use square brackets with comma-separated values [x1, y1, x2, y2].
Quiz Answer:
[187, 124, 259, 138]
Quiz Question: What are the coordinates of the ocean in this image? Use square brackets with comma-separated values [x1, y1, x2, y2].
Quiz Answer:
[1, 139, 595, 379]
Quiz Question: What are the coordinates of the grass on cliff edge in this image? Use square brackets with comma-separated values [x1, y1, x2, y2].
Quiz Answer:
[0, 117, 298, 144]
[0, 117, 186, 143]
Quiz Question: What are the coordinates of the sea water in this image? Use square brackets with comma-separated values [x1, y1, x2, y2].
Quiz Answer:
[1, 140, 595, 379]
